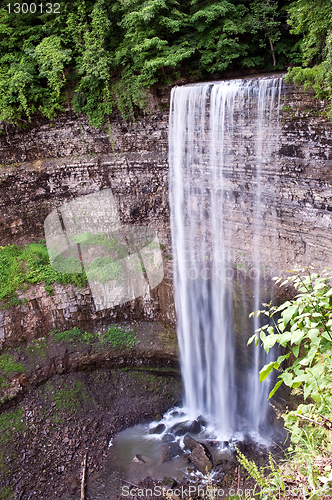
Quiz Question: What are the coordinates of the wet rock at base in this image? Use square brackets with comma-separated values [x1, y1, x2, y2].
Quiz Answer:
[183, 434, 213, 474]
[170, 419, 202, 436]
[188, 419, 202, 434]
[133, 454, 145, 464]
[230, 434, 260, 456]
[169, 420, 192, 436]
[188, 444, 213, 474]
[159, 442, 183, 464]
[162, 433, 175, 443]
[209, 447, 235, 467]
[183, 434, 198, 451]
[196, 415, 207, 427]
[149, 423, 166, 434]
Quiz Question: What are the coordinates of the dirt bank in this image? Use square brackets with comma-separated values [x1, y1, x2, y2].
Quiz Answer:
[0, 321, 181, 500]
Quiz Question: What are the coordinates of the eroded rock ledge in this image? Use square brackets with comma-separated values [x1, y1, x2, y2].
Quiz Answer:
[0, 321, 181, 499]
[0, 321, 179, 409]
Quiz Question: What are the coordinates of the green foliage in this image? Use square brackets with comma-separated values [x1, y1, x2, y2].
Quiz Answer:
[35, 35, 72, 118]
[248, 0, 281, 66]
[0, 408, 24, 445]
[248, 268, 332, 497]
[70, 0, 115, 126]
[86, 256, 123, 282]
[52, 380, 89, 412]
[0, 0, 301, 126]
[0, 354, 24, 388]
[236, 446, 288, 500]
[285, 65, 329, 100]
[248, 268, 332, 400]
[0, 487, 12, 500]
[286, 0, 332, 115]
[99, 325, 137, 348]
[0, 242, 87, 301]
[27, 337, 48, 358]
[73, 232, 119, 251]
[53, 326, 95, 344]
[288, 0, 332, 66]
[53, 324, 137, 349]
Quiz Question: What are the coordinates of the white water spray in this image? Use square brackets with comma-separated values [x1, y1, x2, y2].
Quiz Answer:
[168, 77, 282, 439]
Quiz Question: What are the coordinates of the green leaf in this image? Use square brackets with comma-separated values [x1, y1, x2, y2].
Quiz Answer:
[291, 329, 305, 345]
[259, 361, 275, 382]
[277, 354, 290, 365]
[282, 304, 299, 327]
[262, 335, 277, 351]
[317, 476, 330, 484]
[292, 345, 300, 357]
[293, 373, 307, 383]
[304, 383, 315, 399]
[269, 380, 283, 398]
[322, 331, 332, 341]
[281, 372, 293, 387]
[247, 334, 257, 346]
[279, 331, 292, 346]
[275, 301, 291, 313]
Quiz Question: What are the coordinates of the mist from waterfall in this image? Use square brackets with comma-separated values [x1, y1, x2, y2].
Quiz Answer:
[168, 76, 282, 439]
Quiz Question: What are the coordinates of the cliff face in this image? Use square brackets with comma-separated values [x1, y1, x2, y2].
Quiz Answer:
[0, 80, 332, 347]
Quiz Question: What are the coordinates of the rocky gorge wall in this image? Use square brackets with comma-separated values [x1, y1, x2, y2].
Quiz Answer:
[0, 77, 332, 348]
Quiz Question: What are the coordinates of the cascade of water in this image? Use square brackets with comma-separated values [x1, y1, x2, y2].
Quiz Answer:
[247, 78, 282, 432]
[168, 76, 283, 439]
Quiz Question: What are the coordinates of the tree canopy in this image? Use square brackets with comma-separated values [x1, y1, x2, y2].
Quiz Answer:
[0, 0, 330, 127]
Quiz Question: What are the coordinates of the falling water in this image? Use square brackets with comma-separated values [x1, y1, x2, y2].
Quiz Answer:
[168, 76, 282, 440]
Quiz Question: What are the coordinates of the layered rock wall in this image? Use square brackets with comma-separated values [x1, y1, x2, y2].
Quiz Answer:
[0, 79, 332, 347]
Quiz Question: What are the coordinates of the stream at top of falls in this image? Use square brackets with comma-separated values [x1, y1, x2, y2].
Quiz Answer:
[87, 75, 288, 498]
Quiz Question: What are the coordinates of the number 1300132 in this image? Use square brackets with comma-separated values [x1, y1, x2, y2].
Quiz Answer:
[6, 3, 60, 14]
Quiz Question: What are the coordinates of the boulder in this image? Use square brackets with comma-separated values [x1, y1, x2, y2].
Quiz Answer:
[188, 419, 202, 434]
[183, 434, 213, 474]
[149, 423, 166, 434]
[159, 442, 183, 464]
[188, 443, 213, 474]
[169, 421, 191, 436]
[162, 433, 175, 443]
[197, 415, 207, 427]
[183, 434, 198, 451]
[133, 454, 145, 464]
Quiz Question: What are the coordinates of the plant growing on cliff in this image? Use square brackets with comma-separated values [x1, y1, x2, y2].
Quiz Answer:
[248, 268, 332, 402]
[0, 353, 24, 388]
[99, 324, 137, 348]
[0, 243, 87, 301]
[53, 327, 95, 344]
[52, 324, 137, 349]
[246, 267, 332, 497]
[249, 267, 332, 452]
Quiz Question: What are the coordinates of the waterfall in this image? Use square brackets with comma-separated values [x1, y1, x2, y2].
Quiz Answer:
[168, 76, 282, 440]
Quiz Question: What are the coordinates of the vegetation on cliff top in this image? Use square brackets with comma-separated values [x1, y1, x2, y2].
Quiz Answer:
[1, 0, 330, 127]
